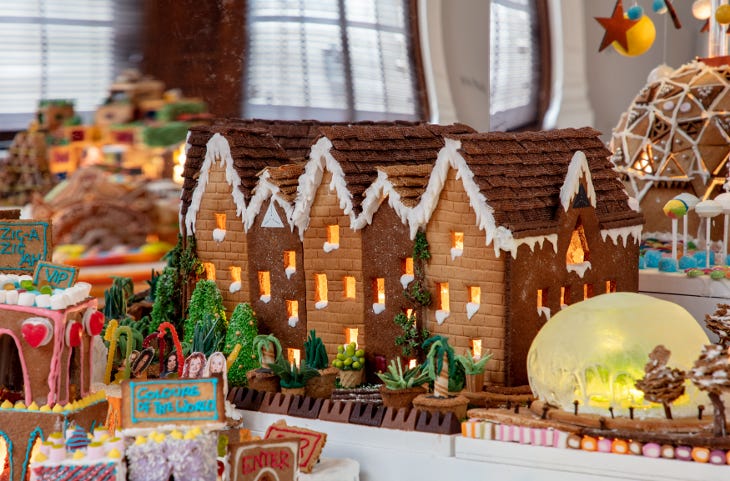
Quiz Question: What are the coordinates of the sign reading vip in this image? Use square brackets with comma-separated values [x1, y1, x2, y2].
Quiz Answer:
[33, 261, 78, 289]
[121, 377, 225, 429]
[0, 221, 50, 272]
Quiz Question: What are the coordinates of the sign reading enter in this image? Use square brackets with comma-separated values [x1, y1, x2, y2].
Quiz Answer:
[33, 261, 78, 289]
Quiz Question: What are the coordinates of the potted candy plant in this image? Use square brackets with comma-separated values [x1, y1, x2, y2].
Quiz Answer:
[455, 349, 493, 393]
[246, 334, 283, 392]
[267, 357, 320, 396]
[412, 335, 469, 419]
[377, 358, 431, 409]
[332, 342, 365, 388]
[303, 330, 338, 398]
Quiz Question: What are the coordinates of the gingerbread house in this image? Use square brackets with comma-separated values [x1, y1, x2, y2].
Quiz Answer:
[180, 121, 643, 387]
[0, 214, 107, 481]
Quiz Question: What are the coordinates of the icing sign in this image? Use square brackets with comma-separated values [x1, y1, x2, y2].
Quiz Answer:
[33, 261, 78, 289]
[0, 221, 50, 272]
[121, 377, 225, 428]
[231, 438, 299, 481]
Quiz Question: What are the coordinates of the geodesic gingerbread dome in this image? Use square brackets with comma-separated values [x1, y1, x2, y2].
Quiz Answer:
[611, 58, 730, 232]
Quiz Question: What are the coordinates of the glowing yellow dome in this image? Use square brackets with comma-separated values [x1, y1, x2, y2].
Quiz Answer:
[527, 292, 709, 419]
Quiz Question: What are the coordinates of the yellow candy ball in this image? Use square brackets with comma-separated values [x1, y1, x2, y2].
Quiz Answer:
[613, 15, 656, 57]
[716, 4, 730, 24]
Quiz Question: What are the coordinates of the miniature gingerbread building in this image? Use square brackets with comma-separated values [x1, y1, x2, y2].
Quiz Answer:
[180, 121, 643, 386]
[0, 216, 107, 480]
[611, 58, 730, 234]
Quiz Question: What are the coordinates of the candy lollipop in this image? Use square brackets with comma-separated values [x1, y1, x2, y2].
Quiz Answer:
[714, 192, 730, 264]
[663, 198, 688, 261]
[675, 193, 699, 257]
[695, 200, 723, 267]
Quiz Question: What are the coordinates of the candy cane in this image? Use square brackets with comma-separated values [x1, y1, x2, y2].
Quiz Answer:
[157, 322, 183, 377]
[104, 320, 118, 384]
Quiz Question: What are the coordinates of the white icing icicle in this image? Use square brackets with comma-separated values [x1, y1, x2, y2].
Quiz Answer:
[567, 261, 592, 278]
[435, 310, 449, 324]
[600, 225, 643, 247]
[229, 281, 241, 293]
[372, 303, 385, 315]
[559, 151, 596, 212]
[466, 302, 479, 319]
[184, 133, 247, 234]
[212, 229, 226, 242]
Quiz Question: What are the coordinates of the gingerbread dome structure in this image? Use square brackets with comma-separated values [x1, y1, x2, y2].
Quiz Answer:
[611, 58, 730, 233]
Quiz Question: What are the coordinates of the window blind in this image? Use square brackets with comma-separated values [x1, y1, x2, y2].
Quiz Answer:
[244, 0, 422, 122]
[489, 0, 545, 131]
[0, 0, 140, 131]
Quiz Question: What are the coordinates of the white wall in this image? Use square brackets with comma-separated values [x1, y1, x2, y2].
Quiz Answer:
[582, 1, 704, 139]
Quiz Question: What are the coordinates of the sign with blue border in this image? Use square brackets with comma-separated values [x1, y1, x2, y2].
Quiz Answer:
[0, 221, 50, 272]
[121, 377, 225, 428]
[33, 261, 77, 288]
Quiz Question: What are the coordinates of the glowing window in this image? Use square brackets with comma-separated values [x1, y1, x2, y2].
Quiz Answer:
[537, 288, 545, 308]
[343, 276, 356, 299]
[284, 251, 296, 270]
[471, 339, 483, 359]
[452, 232, 464, 250]
[405, 308, 414, 319]
[566, 222, 589, 264]
[286, 300, 298, 318]
[215, 212, 226, 230]
[314, 274, 328, 303]
[583, 283, 593, 300]
[437, 283, 450, 312]
[374, 278, 385, 304]
[560, 286, 570, 306]
[327, 225, 339, 245]
[287, 348, 301, 368]
[606, 280, 616, 293]
[403, 257, 414, 276]
[230, 266, 242, 283]
[203, 262, 215, 280]
[468, 286, 481, 304]
[258, 271, 271, 297]
[345, 327, 359, 346]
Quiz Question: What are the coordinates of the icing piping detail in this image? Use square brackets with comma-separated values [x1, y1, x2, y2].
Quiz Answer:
[560, 151, 596, 212]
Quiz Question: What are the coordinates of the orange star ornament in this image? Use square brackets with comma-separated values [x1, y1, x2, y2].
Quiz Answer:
[595, 0, 639, 52]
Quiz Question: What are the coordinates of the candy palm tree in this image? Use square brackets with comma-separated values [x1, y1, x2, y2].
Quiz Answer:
[423, 335, 456, 398]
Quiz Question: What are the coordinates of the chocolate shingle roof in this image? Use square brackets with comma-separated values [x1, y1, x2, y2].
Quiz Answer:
[319, 123, 475, 214]
[454, 127, 643, 236]
[264, 163, 306, 203]
[180, 124, 292, 220]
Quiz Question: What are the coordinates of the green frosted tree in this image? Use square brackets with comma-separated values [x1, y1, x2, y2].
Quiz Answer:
[225, 303, 260, 387]
[149, 266, 181, 335]
[183, 279, 227, 344]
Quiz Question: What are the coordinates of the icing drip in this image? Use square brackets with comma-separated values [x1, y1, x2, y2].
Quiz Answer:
[567, 261, 592, 278]
[600, 225, 643, 247]
[559, 151, 596, 212]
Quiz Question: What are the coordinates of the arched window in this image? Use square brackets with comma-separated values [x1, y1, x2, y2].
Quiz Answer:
[243, 0, 427, 121]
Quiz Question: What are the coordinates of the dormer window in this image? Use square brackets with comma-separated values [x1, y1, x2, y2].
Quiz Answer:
[566, 220, 592, 278]
[213, 213, 227, 242]
[258, 271, 271, 303]
[314, 274, 328, 309]
[400, 257, 414, 288]
[284, 251, 296, 279]
[451, 232, 464, 260]
[324, 225, 339, 252]
[373, 278, 385, 314]
[436, 282, 450, 324]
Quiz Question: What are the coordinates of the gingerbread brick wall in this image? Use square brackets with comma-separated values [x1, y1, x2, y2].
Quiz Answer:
[505, 200, 640, 386]
[361, 203, 417, 369]
[194, 165, 251, 314]
[424, 170, 507, 385]
[246, 198, 307, 348]
[303, 171, 365, 360]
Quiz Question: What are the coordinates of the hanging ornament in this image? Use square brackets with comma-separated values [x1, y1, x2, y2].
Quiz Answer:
[716, 4, 730, 25]
[692, 0, 712, 20]
[627, 5, 644, 20]
[21, 317, 54, 348]
[595, 0, 639, 52]
[614, 14, 657, 56]
[653, 0, 668, 14]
